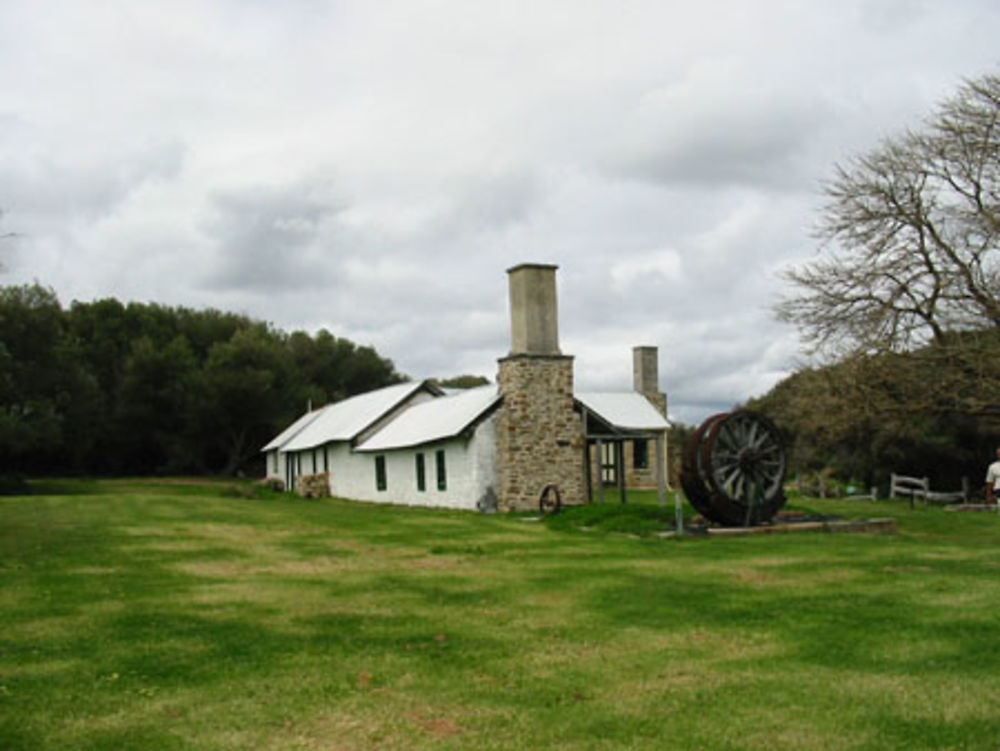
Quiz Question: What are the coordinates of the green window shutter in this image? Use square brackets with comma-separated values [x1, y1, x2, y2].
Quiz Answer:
[415, 453, 426, 492]
[435, 450, 446, 491]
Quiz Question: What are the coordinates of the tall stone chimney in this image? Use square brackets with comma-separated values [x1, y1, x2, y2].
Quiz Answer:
[496, 264, 585, 510]
[507, 264, 561, 356]
[633, 345, 667, 416]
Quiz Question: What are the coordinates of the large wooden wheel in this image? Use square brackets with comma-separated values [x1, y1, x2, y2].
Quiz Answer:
[681, 410, 787, 526]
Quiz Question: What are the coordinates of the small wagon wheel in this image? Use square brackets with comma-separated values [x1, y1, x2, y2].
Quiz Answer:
[538, 483, 563, 515]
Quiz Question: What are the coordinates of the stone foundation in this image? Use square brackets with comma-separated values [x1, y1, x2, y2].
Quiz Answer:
[496, 354, 585, 511]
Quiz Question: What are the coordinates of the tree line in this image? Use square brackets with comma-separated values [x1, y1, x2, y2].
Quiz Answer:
[0, 284, 404, 480]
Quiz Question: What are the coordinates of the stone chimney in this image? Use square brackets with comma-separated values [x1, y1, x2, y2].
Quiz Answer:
[496, 264, 584, 510]
[633, 345, 667, 416]
[507, 263, 561, 356]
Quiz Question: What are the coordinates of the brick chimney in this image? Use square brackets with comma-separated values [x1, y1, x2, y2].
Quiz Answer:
[496, 264, 584, 510]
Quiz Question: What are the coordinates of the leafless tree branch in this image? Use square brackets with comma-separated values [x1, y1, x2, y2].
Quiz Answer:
[776, 72, 1000, 418]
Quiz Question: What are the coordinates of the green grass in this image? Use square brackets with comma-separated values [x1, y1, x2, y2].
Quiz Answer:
[2, 479, 1000, 749]
[548, 495, 679, 536]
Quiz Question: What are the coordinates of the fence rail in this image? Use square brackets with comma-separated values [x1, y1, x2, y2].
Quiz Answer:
[889, 473, 969, 508]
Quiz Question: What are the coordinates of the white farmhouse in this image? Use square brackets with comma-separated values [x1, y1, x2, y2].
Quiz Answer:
[263, 264, 670, 511]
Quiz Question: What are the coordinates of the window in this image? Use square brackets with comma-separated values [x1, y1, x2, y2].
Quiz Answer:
[271, 450, 278, 474]
[633, 439, 649, 470]
[600, 442, 617, 484]
[375, 455, 387, 491]
[435, 450, 447, 491]
[415, 453, 426, 492]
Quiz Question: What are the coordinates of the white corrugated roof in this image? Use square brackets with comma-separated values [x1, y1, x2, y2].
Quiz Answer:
[576, 391, 670, 431]
[356, 385, 501, 452]
[279, 382, 426, 452]
[261, 407, 325, 451]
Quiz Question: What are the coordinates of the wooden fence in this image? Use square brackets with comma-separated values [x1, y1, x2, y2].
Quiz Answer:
[889, 472, 969, 508]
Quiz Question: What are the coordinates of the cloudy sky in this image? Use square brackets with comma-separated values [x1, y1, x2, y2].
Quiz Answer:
[1, 1, 997, 424]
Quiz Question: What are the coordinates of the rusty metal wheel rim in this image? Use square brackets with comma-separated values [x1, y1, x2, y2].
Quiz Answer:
[538, 483, 562, 515]
[681, 413, 728, 518]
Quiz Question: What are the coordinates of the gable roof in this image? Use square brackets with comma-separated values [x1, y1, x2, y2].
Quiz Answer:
[261, 406, 325, 452]
[576, 391, 670, 432]
[356, 385, 501, 452]
[273, 381, 429, 453]
[267, 381, 669, 456]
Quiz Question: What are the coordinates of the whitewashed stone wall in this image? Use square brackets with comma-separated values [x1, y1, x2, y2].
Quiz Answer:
[321, 419, 496, 510]
[265, 450, 282, 481]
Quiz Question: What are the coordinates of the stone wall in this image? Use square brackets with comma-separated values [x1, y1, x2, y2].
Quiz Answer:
[296, 472, 331, 499]
[496, 354, 585, 511]
[642, 392, 667, 416]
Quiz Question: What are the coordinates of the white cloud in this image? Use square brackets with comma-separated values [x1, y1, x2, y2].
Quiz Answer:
[609, 249, 684, 293]
[2, 0, 999, 424]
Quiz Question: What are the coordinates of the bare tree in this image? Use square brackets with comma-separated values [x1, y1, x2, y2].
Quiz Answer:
[778, 73, 1000, 355]
[777, 73, 1000, 420]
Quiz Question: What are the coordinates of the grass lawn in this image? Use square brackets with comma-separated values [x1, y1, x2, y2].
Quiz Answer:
[2, 479, 1000, 750]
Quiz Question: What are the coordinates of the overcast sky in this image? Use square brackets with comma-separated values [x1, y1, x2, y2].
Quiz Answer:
[1, 1, 997, 424]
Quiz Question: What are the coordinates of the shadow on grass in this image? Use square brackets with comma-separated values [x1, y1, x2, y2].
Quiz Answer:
[23, 478, 105, 496]
[368, 572, 506, 610]
[866, 712, 1000, 749]
[583, 570, 1000, 677]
